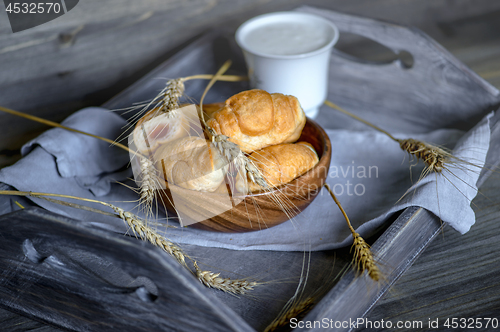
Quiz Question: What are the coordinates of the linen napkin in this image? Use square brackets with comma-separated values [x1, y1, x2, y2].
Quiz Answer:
[0, 106, 496, 251]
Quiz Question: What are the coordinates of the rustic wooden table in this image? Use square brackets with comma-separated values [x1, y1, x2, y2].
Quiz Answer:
[1, 1, 500, 331]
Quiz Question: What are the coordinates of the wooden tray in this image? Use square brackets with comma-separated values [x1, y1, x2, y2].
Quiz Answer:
[1, 6, 499, 332]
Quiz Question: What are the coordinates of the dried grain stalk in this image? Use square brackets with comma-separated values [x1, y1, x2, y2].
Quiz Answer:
[194, 262, 258, 295]
[324, 184, 381, 281]
[324, 100, 452, 174]
[199, 60, 270, 191]
[0, 190, 259, 294]
[264, 297, 314, 332]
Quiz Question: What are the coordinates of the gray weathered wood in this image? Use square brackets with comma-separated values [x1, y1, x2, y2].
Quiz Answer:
[1, 4, 500, 332]
[302, 6, 500, 134]
[355, 113, 500, 332]
[299, 207, 442, 332]
[355, 175, 500, 331]
[2, 0, 500, 167]
[0, 208, 254, 332]
[0, 308, 62, 332]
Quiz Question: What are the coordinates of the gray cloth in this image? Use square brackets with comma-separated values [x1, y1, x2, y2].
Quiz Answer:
[0, 107, 496, 251]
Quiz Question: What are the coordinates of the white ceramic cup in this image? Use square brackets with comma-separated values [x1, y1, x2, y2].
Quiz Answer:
[236, 11, 339, 118]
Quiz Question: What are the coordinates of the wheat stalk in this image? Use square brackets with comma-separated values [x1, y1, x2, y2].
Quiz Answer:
[210, 131, 270, 189]
[0, 105, 131, 154]
[324, 100, 452, 174]
[184, 74, 247, 82]
[94, 198, 260, 294]
[0, 189, 189, 267]
[136, 153, 155, 212]
[193, 262, 258, 295]
[137, 136, 157, 218]
[133, 72, 244, 212]
[198, 60, 269, 192]
[398, 138, 449, 173]
[324, 184, 380, 281]
[129, 73, 238, 216]
[264, 297, 314, 332]
[108, 203, 188, 267]
[350, 232, 380, 281]
[161, 78, 185, 112]
[132, 78, 184, 215]
[131, 78, 187, 218]
[0, 189, 260, 294]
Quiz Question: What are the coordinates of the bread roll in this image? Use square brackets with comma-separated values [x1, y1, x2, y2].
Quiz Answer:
[133, 105, 197, 154]
[200, 102, 224, 119]
[153, 136, 227, 192]
[206, 90, 306, 153]
[237, 142, 319, 192]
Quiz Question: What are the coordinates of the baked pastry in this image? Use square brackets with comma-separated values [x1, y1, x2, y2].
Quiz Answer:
[132, 105, 199, 155]
[236, 142, 319, 192]
[133, 91, 311, 195]
[206, 90, 306, 153]
[200, 102, 224, 119]
[153, 136, 227, 192]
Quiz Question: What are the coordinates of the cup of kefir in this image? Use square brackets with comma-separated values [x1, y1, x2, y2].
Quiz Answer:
[236, 12, 339, 119]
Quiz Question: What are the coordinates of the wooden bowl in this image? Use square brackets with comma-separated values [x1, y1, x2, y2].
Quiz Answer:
[156, 117, 331, 232]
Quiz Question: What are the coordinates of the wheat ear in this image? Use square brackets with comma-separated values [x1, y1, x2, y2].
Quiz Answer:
[193, 262, 258, 295]
[0, 190, 261, 294]
[131, 78, 186, 217]
[198, 60, 269, 191]
[398, 138, 449, 173]
[0, 73, 247, 153]
[137, 156, 156, 215]
[108, 204, 188, 267]
[324, 100, 451, 174]
[0, 189, 189, 267]
[324, 184, 380, 281]
[264, 298, 314, 332]
[161, 78, 185, 112]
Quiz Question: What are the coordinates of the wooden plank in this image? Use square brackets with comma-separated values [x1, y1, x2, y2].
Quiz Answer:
[0, 208, 254, 332]
[357, 108, 500, 332]
[302, 6, 499, 134]
[436, 9, 500, 93]
[358, 170, 500, 331]
[102, 17, 500, 328]
[0, 307, 63, 332]
[2, 0, 500, 167]
[299, 207, 442, 332]
[1, 3, 500, 331]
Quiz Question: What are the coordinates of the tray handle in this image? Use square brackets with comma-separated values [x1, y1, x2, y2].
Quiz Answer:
[0, 208, 253, 332]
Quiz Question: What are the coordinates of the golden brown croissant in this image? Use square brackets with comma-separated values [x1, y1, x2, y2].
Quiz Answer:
[153, 136, 227, 192]
[200, 102, 224, 119]
[206, 89, 306, 153]
[236, 142, 319, 192]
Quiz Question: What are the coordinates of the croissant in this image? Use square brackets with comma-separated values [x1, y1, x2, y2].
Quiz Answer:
[236, 142, 319, 192]
[206, 89, 306, 153]
[200, 102, 224, 119]
[153, 136, 227, 192]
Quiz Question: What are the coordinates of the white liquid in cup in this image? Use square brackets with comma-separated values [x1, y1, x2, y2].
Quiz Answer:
[236, 12, 339, 118]
[244, 21, 333, 56]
